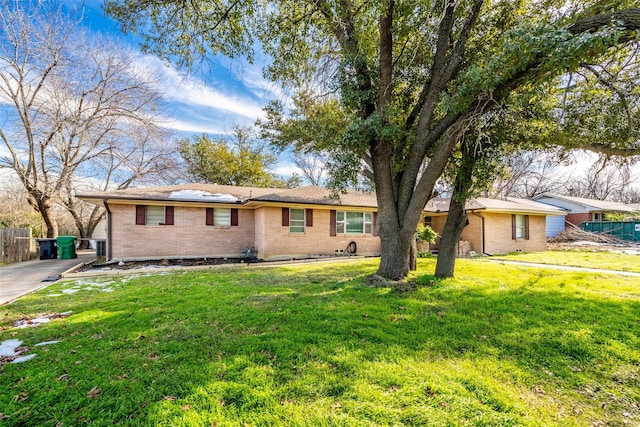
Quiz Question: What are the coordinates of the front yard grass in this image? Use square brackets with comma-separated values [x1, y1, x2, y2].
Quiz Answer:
[1, 258, 639, 426]
[494, 249, 640, 273]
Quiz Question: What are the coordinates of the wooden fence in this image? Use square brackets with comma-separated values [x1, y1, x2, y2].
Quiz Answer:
[0, 228, 33, 263]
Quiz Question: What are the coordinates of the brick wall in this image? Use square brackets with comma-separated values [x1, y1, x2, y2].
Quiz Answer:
[110, 204, 255, 259]
[483, 213, 547, 254]
[426, 212, 547, 255]
[460, 214, 483, 254]
[428, 214, 481, 255]
[257, 207, 381, 260]
[109, 203, 381, 261]
[566, 212, 591, 228]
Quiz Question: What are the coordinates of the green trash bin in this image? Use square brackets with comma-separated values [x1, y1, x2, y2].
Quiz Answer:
[56, 236, 77, 259]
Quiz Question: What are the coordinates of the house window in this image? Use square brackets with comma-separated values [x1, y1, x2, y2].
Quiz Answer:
[206, 208, 239, 226]
[593, 212, 603, 222]
[514, 214, 525, 239]
[512, 214, 529, 240]
[146, 206, 165, 225]
[336, 211, 373, 234]
[424, 216, 433, 228]
[136, 205, 174, 226]
[289, 208, 305, 233]
[214, 208, 231, 226]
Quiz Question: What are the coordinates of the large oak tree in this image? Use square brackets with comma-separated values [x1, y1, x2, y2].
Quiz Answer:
[105, 0, 640, 279]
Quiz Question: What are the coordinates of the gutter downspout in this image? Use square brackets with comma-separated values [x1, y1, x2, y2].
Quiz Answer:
[470, 210, 485, 255]
[103, 198, 112, 261]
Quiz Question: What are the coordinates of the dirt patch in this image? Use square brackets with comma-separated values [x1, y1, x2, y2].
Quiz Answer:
[76, 257, 260, 272]
[547, 241, 640, 254]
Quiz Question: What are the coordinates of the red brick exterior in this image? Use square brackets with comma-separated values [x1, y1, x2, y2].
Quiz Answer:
[565, 213, 592, 228]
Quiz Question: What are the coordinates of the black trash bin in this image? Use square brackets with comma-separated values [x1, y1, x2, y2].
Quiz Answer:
[36, 238, 57, 260]
[95, 240, 106, 257]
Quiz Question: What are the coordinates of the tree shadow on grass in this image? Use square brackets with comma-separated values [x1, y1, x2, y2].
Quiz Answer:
[0, 267, 638, 426]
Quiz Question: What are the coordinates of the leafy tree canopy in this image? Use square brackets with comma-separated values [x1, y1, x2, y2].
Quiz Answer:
[179, 129, 300, 188]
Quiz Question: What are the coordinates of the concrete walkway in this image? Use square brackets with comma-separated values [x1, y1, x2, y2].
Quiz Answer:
[484, 259, 640, 277]
[0, 250, 96, 305]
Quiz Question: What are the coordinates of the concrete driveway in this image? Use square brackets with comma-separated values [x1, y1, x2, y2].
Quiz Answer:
[0, 250, 96, 305]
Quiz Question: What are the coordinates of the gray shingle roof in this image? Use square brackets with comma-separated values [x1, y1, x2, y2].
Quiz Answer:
[77, 184, 378, 208]
[424, 197, 566, 215]
[533, 193, 637, 213]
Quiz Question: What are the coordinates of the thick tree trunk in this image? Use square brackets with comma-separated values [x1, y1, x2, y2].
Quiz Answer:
[376, 227, 415, 280]
[434, 198, 468, 278]
[35, 198, 59, 238]
[434, 137, 477, 278]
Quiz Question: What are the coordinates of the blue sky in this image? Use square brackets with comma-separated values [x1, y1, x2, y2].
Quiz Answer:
[68, 0, 298, 176]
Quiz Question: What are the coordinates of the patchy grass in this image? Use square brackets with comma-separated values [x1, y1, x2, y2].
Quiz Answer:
[494, 249, 640, 273]
[1, 258, 639, 426]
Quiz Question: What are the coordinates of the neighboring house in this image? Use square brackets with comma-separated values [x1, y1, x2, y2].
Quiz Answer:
[423, 198, 566, 255]
[627, 203, 640, 214]
[77, 185, 381, 262]
[532, 193, 639, 236]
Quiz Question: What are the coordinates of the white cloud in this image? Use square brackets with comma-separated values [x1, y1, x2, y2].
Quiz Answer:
[159, 118, 234, 135]
[137, 55, 267, 121]
[273, 161, 301, 178]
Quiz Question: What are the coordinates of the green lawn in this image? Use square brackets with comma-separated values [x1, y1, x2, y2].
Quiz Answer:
[1, 258, 639, 426]
[494, 249, 640, 273]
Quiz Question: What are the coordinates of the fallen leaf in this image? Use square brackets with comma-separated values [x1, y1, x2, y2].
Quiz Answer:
[181, 404, 191, 411]
[87, 387, 101, 399]
[425, 386, 436, 397]
[163, 396, 176, 401]
[14, 390, 28, 401]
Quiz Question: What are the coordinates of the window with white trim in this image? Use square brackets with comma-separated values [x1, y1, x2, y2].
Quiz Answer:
[336, 211, 373, 234]
[289, 208, 305, 233]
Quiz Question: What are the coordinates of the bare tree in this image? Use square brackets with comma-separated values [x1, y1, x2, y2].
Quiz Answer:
[291, 151, 327, 186]
[0, 1, 176, 238]
[489, 151, 567, 199]
[563, 158, 636, 200]
[62, 125, 179, 245]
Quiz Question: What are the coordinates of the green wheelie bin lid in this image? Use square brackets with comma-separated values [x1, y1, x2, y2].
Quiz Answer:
[56, 236, 77, 259]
